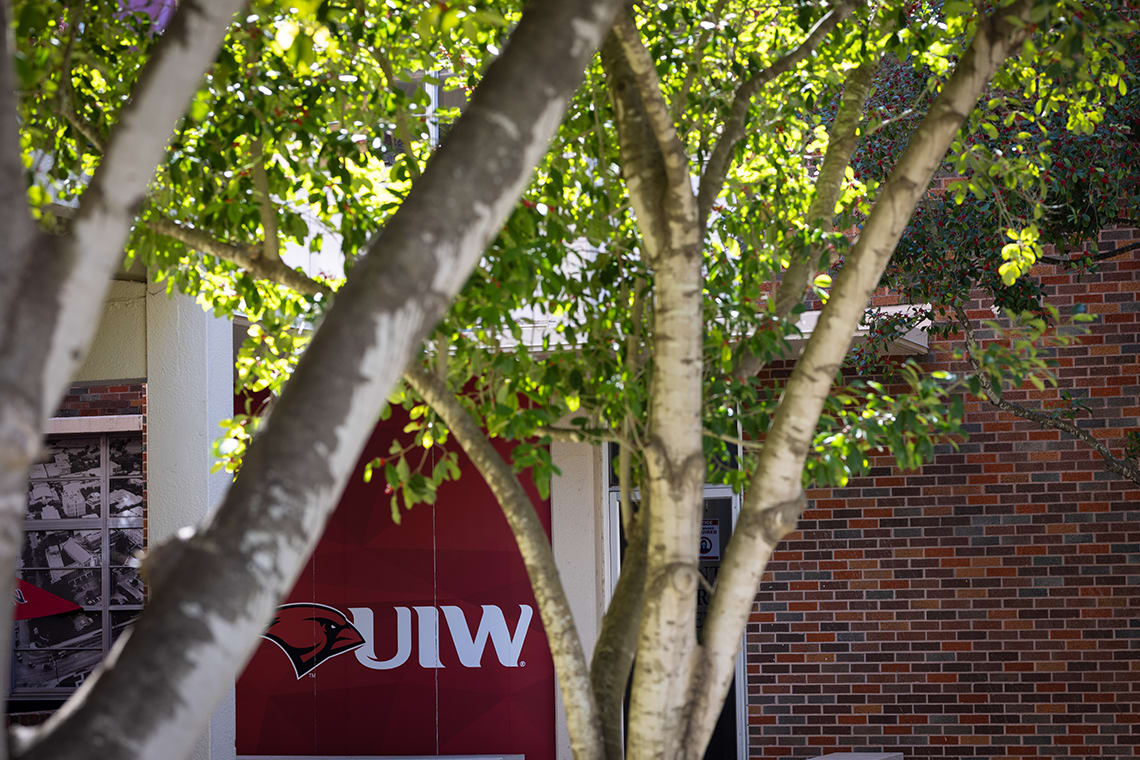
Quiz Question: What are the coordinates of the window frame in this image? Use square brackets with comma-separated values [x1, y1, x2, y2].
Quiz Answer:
[12, 420, 145, 700]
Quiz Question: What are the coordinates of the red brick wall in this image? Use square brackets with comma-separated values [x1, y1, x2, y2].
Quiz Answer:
[54, 382, 146, 417]
[746, 241, 1140, 758]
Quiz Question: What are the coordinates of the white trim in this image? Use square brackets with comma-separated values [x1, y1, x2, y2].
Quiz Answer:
[45, 414, 143, 435]
[729, 492, 748, 760]
[550, 440, 607, 760]
[494, 302, 930, 356]
[791, 303, 930, 355]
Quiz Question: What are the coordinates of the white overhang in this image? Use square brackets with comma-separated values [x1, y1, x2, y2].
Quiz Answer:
[497, 302, 930, 356]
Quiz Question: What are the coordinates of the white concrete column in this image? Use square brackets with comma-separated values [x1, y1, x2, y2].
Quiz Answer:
[145, 285, 236, 760]
[550, 440, 607, 760]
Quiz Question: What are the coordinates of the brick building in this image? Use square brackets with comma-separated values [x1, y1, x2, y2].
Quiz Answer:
[748, 237, 1140, 758]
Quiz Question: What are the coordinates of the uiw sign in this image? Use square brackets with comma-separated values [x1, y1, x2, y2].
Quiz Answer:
[235, 412, 555, 759]
[350, 603, 533, 669]
[261, 601, 534, 677]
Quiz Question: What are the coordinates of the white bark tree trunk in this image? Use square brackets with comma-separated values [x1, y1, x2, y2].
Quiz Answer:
[601, 14, 710, 759]
[685, 2, 1037, 750]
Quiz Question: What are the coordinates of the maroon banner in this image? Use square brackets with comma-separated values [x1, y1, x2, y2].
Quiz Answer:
[236, 413, 555, 758]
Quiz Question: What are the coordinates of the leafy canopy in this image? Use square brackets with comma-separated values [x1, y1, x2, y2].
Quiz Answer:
[13, 0, 1134, 507]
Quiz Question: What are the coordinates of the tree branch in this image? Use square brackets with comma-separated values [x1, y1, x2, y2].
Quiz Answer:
[618, 434, 634, 537]
[368, 47, 424, 180]
[145, 215, 332, 297]
[0, 0, 40, 325]
[668, 0, 730, 125]
[611, 12, 692, 197]
[619, 274, 647, 536]
[590, 501, 648, 760]
[697, 1, 858, 229]
[15, 0, 625, 756]
[535, 425, 626, 445]
[955, 306, 1140, 486]
[599, 34, 670, 260]
[687, 1, 1038, 750]
[60, 101, 106, 154]
[57, 5, 106, 154]
[46, 117, 311, 296]
[863, 106, 921, 137]
[54, 198, 330, 299]
[1038, 239, 1140, 266]
[250, 138, 281, 262]
[404, 364, 605, 760]
[734, 56, 879, 381]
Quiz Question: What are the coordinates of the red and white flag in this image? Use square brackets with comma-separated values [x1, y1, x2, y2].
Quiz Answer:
[13, 579, 81, 620]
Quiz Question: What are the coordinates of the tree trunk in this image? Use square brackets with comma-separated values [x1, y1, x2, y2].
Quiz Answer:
[628, 241, 706, 760]
[590, 503, 648, 760]
[685, 2, 1036, 750]
[599, 14, 709, 758]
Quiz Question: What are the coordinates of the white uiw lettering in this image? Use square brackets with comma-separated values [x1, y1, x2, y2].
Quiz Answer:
[348, 604, 533, 670]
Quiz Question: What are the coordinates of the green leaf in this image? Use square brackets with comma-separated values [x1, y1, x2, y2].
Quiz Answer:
[276, 20, 301, 50]
[25, 185, 48, 208]
[189, 92, 211, 122]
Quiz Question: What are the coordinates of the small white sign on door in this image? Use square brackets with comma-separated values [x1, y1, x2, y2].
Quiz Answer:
[699, 519, 720, 562]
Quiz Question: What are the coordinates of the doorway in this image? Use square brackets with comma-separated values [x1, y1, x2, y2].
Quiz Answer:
[604, 484, 747, 760]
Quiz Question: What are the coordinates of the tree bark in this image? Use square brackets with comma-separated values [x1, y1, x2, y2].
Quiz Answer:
[734, 57, 880, 381]
[0, 0, 37, 324]
[13, 1, 624, 758]
[685, 1, 1037, 750]
[600, 34, 670, 261]
[251, 139, 281, 262]
[604, 14, 707, 760]
[590, 504, 648, 760]
[629, 243, 705, 760]
[145, 215, 331, 297]
[770, 57, 880, 318]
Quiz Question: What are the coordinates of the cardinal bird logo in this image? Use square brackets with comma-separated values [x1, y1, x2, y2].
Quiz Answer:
[262, 603, 365, 678]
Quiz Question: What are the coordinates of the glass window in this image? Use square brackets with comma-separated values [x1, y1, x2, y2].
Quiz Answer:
[12, 434, 144, 698]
